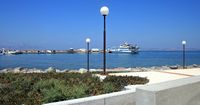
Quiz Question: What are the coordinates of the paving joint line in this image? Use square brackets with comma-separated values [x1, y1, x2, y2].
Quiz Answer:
[155, 70, 194, 77]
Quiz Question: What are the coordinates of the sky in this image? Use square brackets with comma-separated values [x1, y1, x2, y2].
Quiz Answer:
[0, 0, 200, 50]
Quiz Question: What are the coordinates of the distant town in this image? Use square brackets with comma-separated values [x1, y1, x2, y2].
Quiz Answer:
[1, 48, 200, 55]
[0, 48, 105, 55]
[0, 43, 141, 54]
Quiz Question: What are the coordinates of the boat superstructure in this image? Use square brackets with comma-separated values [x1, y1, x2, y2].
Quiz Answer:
[109, 42, 139, 53]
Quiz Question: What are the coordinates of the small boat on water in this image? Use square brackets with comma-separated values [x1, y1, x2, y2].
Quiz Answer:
[6, 51, 22, 55]
[109, 42, 139, 54]
[1, 50, 22, 55]
[1, 48, 22, 55]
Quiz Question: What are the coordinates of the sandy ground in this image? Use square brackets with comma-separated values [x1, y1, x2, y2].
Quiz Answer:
[109, 68, 200, 85]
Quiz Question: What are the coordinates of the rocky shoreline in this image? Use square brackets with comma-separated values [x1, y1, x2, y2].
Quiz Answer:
[0, 64, 200, 73]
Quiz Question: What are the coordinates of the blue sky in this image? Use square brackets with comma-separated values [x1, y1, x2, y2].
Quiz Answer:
[0, 0, 200, 50]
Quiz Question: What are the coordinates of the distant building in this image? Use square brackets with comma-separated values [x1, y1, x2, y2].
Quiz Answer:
[68, 48, 75, 54]
[46, 50, 52, 53]
[91, 48, 100, 53]
[77, 48, 87, 53]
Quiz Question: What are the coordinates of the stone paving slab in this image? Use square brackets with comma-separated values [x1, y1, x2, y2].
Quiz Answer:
[110, 68, 200, 85]
[163, 68, 200, 76]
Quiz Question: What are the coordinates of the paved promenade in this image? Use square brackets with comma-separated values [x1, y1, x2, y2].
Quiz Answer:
[110, 68, 200, 84]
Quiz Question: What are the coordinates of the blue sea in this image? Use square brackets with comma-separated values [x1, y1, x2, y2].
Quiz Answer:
[0, 51, 200, 70]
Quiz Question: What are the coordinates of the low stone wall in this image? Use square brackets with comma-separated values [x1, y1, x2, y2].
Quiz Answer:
[44, 90, 136, 105]
[136, 76, 200, 105]
[45, 76, 200, 105]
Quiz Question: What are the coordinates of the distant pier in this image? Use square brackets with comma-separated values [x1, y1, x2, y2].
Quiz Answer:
[0, 48, 109, 55]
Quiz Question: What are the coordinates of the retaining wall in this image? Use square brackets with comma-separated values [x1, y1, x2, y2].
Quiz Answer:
[136, 76, 200, 105]
[44, 89, 136, 105]
[45, 76, 200, 105]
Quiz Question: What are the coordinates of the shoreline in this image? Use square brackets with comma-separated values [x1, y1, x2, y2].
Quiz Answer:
[0, 64, 200, 73]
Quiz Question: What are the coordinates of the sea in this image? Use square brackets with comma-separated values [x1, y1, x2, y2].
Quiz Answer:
[0, 51, 200, 70]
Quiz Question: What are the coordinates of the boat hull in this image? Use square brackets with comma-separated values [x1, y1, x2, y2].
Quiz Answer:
[109, 49, 139, 54]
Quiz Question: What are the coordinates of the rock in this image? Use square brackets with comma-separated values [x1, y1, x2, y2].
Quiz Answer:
[56, 69, 66, 73]
[150, 66, 156, 70]
[169, 66, 178, 69]
[79, 68, 87, 73]
[94, 74, 107, 82]
[46, 67, 56, 73]
[68, 70, 78, 73]
[0, 69, 8, 73]
[13, 67, 21, 73]
[161, 66, 170, 70]
[27, 68, 42, 73]
[61, 69, 68, 72]
[88, 69, 96, 72]
[140, 67, 149, 71]
[130, 68, 141, 72]
[99, 75, 107, 81]
[19, 67, 25, 71]
[56, 69, 61, 73]
[23, 68, 31, 73]
[192, 64, 198, 67]
[9, 67, 28, 73]
[125, 68, 132, 71]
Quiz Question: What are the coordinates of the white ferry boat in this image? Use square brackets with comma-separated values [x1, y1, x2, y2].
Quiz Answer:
[109, 43, 139, 54]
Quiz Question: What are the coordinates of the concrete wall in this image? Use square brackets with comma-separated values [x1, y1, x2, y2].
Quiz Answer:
[44, 90, 136, 105]
[45, 76, 200, 105]
[136, 76, 200, 105]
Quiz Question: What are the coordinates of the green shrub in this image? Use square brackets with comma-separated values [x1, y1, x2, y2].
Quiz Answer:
[63, 83, 88, 99]
[29, 79, 89, 104]
[103, 82, 117, 93]
[103, 75, 149, 89]
[30, 79, 66, 103]
[0, 73, 149, 104]
[0, 74, 35, 105]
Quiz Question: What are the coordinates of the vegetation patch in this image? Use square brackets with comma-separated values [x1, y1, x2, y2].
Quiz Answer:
[0, 72, 149, 105]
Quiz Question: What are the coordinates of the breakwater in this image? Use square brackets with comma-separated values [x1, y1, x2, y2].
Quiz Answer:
[0, 64, 200, 73]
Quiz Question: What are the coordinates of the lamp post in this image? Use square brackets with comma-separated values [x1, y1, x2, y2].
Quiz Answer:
[182, 40, 186, 69]
[86, 38, 91, 72]
[100, 6, 109, 75]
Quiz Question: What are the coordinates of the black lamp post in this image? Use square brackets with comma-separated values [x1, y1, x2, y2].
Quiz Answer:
[182, 40, 186, 69]
[86, 38, 91, 72]
[100, 6, 109, 75]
